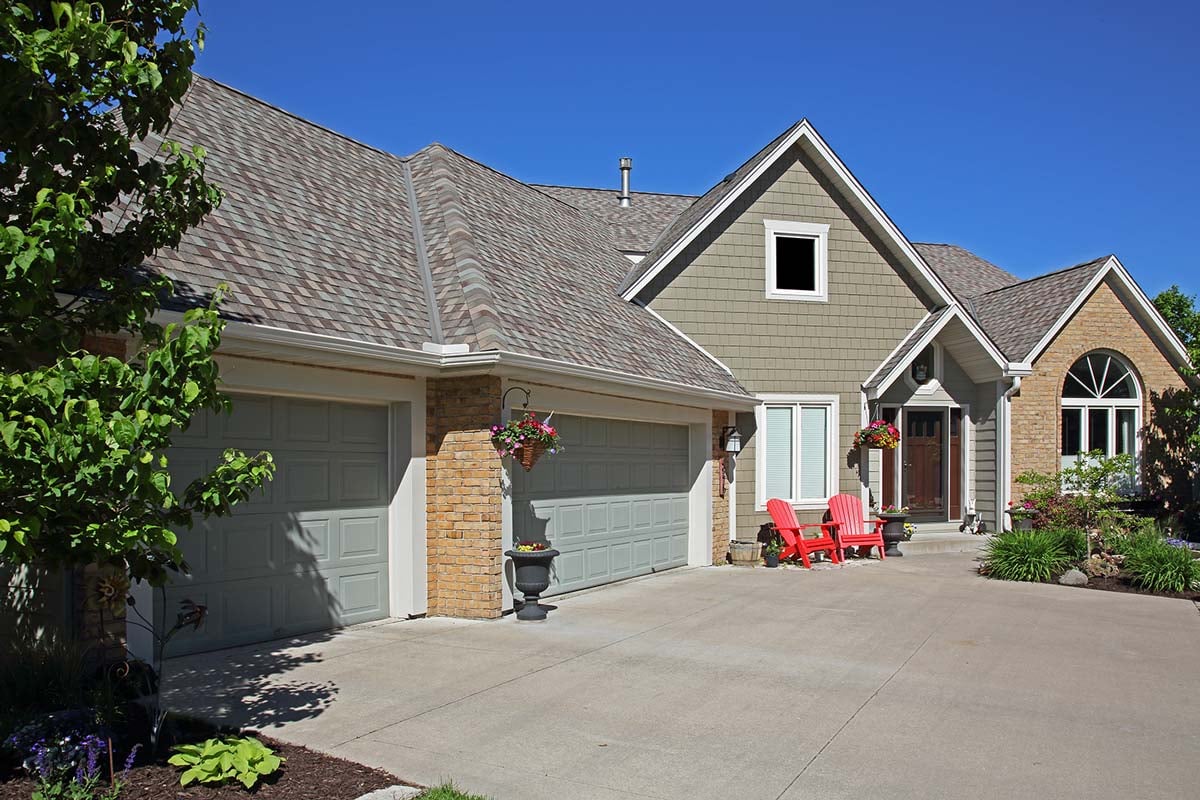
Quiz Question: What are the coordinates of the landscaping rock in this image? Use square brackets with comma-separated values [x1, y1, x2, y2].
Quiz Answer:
[1058, 568, 1088, 586]
[355, 786, 423, 800]
[1085, 555, 1119, 578]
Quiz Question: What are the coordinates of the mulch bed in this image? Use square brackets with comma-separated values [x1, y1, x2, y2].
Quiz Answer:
[0, 736, 412, 800]
[1063, 570, 1200, 602]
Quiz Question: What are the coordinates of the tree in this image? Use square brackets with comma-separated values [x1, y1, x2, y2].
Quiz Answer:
[1153, 285, 1200, 453]
[1, 1, 273, 586]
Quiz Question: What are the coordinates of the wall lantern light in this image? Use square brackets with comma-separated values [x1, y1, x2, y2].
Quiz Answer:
[721, 426, 742, 454]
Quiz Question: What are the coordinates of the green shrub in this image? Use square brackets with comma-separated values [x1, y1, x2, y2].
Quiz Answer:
[168, 736, 283, 789]
[1125, 542, 1200, 594]
[982, 530, 1074, 583]
[1110, 526, 1167, 560]
[1043, 528, 1088, 561]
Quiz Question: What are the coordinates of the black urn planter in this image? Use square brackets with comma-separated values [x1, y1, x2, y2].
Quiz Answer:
[878, 513, 908, 557]
[505, 548, 559, 621]
[1006, 511, 1035, 532]
[764, 551, 780, 568]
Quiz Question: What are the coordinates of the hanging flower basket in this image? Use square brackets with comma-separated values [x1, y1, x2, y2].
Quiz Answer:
[491, 412, 563, 472]
[854, 420, 900, 450]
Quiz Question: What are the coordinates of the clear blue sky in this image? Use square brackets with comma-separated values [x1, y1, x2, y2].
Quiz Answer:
[193, 1, 1200, 296]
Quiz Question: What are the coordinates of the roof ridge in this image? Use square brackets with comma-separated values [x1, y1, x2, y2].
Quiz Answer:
[417, 146, 509, 351]
[424, 143, 593, 218]
[976, 255, 1111, 299]
[191, 73, 415, 164]
[532, 183, 701, 199]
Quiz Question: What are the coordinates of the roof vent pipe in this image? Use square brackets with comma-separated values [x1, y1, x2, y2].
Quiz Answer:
[618, 157, 632, 207]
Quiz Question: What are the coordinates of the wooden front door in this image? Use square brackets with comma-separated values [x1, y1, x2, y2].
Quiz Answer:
[904, 410, 945, 516]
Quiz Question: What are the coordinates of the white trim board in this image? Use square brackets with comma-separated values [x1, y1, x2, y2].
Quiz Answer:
[753, 393, 841, 512]
[868, 306, 1012, 399]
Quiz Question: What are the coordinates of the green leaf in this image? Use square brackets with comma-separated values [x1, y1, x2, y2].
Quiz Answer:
[183, 380, 199, 403]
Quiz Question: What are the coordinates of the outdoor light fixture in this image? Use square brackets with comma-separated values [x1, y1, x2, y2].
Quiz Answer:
[721, 426, 742, 454]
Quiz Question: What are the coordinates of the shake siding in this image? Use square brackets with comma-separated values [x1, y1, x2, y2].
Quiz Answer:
[973, 381, 1000, 529]
[644, 145, 934, 537]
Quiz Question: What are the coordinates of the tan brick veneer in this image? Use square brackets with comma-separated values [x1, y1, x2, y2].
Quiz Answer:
[425, 375, 504, 618]
[712, 410, 730, 565]
[1010, 279, 1191, 506]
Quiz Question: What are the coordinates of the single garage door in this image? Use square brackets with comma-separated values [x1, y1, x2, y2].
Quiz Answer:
[512, 414, 690, 596]
[164, 395, 391, 655]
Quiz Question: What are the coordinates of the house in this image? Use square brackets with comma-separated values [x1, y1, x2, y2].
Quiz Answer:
[99, 77, 1189, 657]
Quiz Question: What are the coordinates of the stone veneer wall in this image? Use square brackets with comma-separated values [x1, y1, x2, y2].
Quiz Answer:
[425, 375, 505, 618]
[712, 410, 730, 565]
[1010, 279, 1191, 506]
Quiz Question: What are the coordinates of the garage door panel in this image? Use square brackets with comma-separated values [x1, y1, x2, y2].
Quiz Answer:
[220, 395, 273, 440]
[339, 456, 387, 503]
[512, 414, 690, 597]
[165, 396, 390, 655]
[339, 515, 385, 561]
[285, 399, 331, 443]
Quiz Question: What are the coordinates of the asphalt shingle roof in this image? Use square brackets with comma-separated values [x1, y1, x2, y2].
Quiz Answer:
[969, 257, 1111, 361]
[913, 243, 1019, 304]
[531, 185, 697, 253]
[141, 77, 748, 398]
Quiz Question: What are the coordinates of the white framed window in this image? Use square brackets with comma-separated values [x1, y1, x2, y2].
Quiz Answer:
[755, 394, 839, 509]
[1060, 352, 1141, 484]
[764, 219, 829, 302]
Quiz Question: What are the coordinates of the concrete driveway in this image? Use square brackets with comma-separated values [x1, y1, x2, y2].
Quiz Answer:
[166, 553, 1200, 800]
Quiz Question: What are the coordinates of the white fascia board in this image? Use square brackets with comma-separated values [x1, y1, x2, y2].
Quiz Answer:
[862, 310, 936, 390]
[1023, 257, 1191, 370]
[621, 120, 957, 309]
[636, 300, 736, 377]
[868, 309, 958, 399]
[217, 320, 757, 410]
[488, 350, 759, 410]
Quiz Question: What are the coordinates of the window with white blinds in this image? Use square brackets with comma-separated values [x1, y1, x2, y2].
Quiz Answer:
[756, 397, 838, 508]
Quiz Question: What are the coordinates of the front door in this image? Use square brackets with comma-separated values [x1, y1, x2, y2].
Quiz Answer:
[904, 409, 945, 517]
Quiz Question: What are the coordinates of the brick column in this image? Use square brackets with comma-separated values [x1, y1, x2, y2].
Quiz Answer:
[425, 376, 504, 618]
[712, 410, 730, 565]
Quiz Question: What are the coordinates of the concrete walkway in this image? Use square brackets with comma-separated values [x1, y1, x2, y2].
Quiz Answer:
[166, 553, 1200, 800]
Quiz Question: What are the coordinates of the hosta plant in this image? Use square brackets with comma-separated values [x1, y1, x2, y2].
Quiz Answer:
[168, 736, 283, 789]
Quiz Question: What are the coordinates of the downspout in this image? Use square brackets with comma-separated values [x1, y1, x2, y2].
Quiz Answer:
[999, 376, 1022, 532]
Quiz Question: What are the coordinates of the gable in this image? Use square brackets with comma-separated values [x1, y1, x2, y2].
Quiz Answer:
[1038, 276, 1191, 386]
[643, 142, 936, 394]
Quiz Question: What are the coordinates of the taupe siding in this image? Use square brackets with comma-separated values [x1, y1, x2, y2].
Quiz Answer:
[973, 381, 1001, 529]
[643, 145, 935, 537]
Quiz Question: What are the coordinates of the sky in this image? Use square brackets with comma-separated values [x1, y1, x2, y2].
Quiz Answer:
[192, 1, 1200, 296]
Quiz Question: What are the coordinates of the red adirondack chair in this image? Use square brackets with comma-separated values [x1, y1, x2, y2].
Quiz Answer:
[826, 493, 886, 560]
[766, 498, 841, 568]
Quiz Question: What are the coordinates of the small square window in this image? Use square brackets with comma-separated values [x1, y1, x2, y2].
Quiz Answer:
[764, 219, 829, 301]
[774, 236, 817, 292]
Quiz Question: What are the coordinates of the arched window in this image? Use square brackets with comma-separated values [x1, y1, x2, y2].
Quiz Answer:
[1060, 352, 1140, 471]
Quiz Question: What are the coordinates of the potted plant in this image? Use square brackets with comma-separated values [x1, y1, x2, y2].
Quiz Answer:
[763, 534, 782, 568]
[877, 504, 909, 557]
[854, 420, 900, 450]
[1006, 500, 1038, 532]
[491, 412, 563, 471]
[505, 541, 559, 621]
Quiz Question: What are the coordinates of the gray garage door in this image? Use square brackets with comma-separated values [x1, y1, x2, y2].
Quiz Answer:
[512, 414, 690, 597]
[164, 395, 391, 655]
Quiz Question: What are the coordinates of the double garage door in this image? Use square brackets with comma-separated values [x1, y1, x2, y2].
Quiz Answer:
[512, 414, 691, 596]
[166, 395, 391, 655]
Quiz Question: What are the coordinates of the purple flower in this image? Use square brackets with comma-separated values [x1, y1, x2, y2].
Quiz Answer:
[122, 744, 141, 776]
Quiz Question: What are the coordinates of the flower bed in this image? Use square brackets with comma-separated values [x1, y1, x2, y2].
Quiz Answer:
[0, 736, 408, 800]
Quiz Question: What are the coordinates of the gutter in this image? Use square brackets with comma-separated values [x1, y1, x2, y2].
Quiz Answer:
[219, 320, 759, 410]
